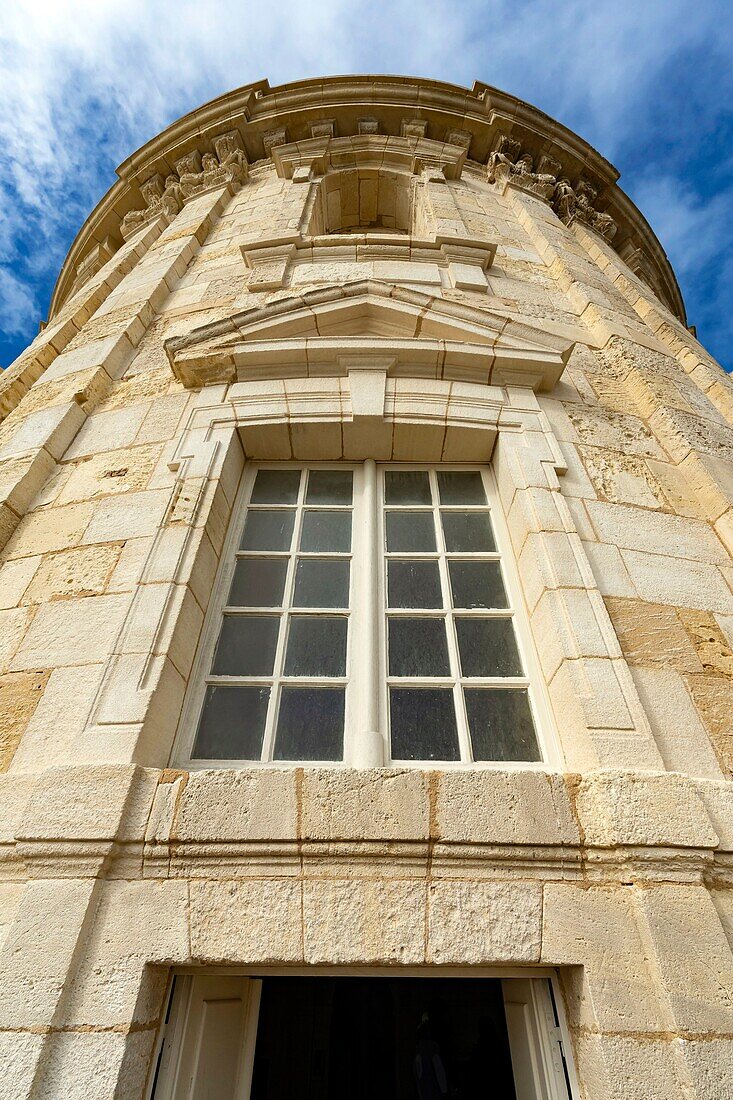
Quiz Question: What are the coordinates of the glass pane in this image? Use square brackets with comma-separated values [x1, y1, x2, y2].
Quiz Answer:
[390, 688, 459, 760]
[384, 470, 432, 505]
[227, 558, 288, 607]
[300, 510, 352, 552]
[240, 509, 295, 552]
[385, 511, 436, 552]
[284, 616, 347, 676]
[388, 617, 450, 677]
[465, 688, 540, 761]
[448, 561, 508, 609]
[192, 685, 269, 759]
[441, 511, 496, 552]
[455, 618, 523, 677]
[211, 615, 280, 676]
[387, 560, 442, 609]
[437, 470, 487, 505]
[294, 559, 350, 608]
[250, 469, 301, 504]
[306, 469, 353, 505]
[274, 687, 345, 760]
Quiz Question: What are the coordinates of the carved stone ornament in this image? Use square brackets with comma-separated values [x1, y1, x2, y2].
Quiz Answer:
[487, 136, 557, 200]
[119, 132, 248, 240]
[551, 176, 618, 241]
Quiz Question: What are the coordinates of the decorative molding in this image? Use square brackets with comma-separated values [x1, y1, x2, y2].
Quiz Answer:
[401, 118, 428, 140]
[164, 279, 572, 392]
[120, 131, 248, 240]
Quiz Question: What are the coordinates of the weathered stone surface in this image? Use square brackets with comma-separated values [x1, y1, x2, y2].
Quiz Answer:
[683, 674, 733, 774]
[604, 597, 703, 672]
[190, 879, 302, 962]
[302, 879, 425, 964]
[428, 881, 541, 963]
[0, 670, 50, 771]
[24, 543, 122, 603]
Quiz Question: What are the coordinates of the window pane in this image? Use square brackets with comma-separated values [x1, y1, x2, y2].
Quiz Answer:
[284, 616, 347, 676]
[240, 509, 295, 552]
[388, 617, 450, 677]
[250, 469, 301, 504]
[300, 510, 352, 552]
[437, 470, 487, 505]
[448, 561, 509, 609]
[441, 511, 496, 552]
[294, 559, 350, 608]
[465, 688, 540, 761]
[385, 511, 436, 552]
[387, 560, 442, 609]
[274, 687, 344, 760]
[455, 618, 523, 677]
[211, 615, 280, 676]
[384, 470, 432, 505]
[390, 688, 459, 760]
[192, 685, 269, 759]
[227, 558, 288, 607]
[306, 469, 353, 505]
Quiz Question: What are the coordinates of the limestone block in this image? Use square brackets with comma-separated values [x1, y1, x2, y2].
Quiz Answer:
[18, 765, 142, 843]
[531, 588, 614, 679]
[427, 881, 541, 963]
[603, 597, 702, 672]
[0, 401, 86, 463]
[29, 1030, 155, 1100]
[302, 879, 425, 964]
[621, 549, 733, 614]
[580, 449, 666, 509]
[631, 666, 724, 779]
[572, 1034, 687, 1100]
[1, 501, 93, 560]
[586, 501, 728, 564]
[677, 608, 733, 677]
[300, 768, 429, 842]
[0, 882, 25, 953]
[678, 1039, 733, 1100]
[135, 392, 189, 445]
[566, 407, 665, 458]
[576, 771, 718, 849]
[63, 403, 150, 461]
[556, 441, 597, 498]
[190, 879, 302, 962]
[9, 593, 129, 670]
[582, 542, 637, 598]
[81, 488, 170, 544]
[683, 674, 733, 774]
[0, 878, 97, 1028]
[174, 769, 298, 842]
[40, 331, 135, 385]
[635, 885, 733, 1034]
[8, 664, 105, 773]
[63, 879, 189, 1027]
[0, 556, 40, 609]
[552, 656, 635, 730]
[434, 769, 580, 846]
[24, 544, 122, 603]
[0, 606, 33, 673]
[0, 449, 57, 516]
[0, 670, 50, 771]
[0, 1033, 45, 1100]
[56, 443, 160, 504]
[542, 884, 671, 1033]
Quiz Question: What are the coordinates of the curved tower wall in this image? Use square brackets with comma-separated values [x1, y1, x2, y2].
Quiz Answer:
[0, 76, 731, 1098]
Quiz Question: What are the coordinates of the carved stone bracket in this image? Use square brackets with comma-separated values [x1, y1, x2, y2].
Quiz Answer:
[552, 177, 617, 242]
[120, 131, 248, 240]
[486, 135, 558, 201]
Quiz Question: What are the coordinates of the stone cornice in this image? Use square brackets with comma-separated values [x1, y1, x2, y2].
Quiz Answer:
[48, 75, 686, 324]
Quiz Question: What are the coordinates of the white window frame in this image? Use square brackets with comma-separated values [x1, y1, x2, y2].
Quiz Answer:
[147, 969, 577, 1100]
[172, 461, 560, 770]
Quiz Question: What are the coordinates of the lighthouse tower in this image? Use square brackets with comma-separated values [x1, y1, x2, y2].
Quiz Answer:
[1, 76, 732, 1099]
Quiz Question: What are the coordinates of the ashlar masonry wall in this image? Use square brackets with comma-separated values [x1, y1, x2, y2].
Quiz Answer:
[0, 85, 732, 1099]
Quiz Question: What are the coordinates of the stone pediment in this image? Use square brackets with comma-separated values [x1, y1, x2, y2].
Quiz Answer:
[164, 280, 573, 391]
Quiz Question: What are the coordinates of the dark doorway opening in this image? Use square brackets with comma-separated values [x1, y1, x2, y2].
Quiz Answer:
[249, 975, 517, 1100]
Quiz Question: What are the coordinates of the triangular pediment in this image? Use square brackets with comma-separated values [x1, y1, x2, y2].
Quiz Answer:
[165, 280, 574, 391]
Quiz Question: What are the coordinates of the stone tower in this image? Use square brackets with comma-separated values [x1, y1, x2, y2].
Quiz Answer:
[1, 76, 732, 1100]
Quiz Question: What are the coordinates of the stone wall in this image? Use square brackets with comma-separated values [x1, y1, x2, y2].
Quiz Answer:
[0, 88, 732, 1098]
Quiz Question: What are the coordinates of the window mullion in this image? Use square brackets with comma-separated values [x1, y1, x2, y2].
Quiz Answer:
[350, 458, 385, 767]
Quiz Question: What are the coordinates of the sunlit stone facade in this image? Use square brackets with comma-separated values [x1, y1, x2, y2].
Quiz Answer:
[1, 76, 732, 1098]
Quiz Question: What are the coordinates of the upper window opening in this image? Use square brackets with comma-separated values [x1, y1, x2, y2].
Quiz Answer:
[180, 464, 547, 768]
[307, 169, 414, 235]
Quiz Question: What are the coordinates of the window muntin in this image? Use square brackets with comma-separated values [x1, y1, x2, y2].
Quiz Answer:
[192, 467, 354, 763]
[185, 463, 545, 768]
[382, 468, 540, 764]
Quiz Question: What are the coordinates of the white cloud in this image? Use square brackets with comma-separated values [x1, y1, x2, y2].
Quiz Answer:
[0, 267, 38, 336]
[0, 0, 732, 366]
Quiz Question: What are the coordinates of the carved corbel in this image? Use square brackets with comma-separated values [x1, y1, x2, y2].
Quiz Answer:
[241, 238, 298, 291]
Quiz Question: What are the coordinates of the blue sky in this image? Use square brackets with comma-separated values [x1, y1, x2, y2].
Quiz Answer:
[1, 0, 732, 370]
